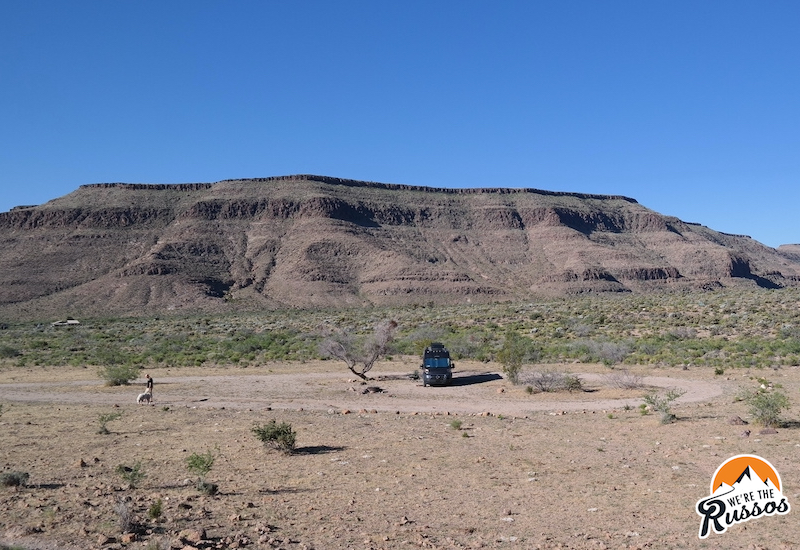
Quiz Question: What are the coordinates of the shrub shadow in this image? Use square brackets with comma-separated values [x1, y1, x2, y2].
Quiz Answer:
[258, 487, 313, 495]
[35, 483, 66, 490]
[294, 445, 347, 455]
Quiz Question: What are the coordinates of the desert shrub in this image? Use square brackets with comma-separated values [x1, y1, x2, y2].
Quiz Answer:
[522, 370, 569, 393]
[147, 498, 163, 520]
[565, 339, 631, 366]
[114, 496, 137, 533]
[440, 327, 497, 362]
[497, 330, 525, 384]
[605, 369, 644, 390]
[252, 420, 296, 453]
[562, 374, 584, 393]
[0, 471, 29, 488]
[98, 411, 122, 434]
[595, 341, 631, 366]
[99, 363, 140, 386]
[571, 323, 594, 337]
[497, 329, 539, 384]
[186, 450, 214, 478]
[667, 327, 697, 340]
[116, 461, 146, 489]
[0, 345, 20, 358]
[642, 388, 686, 424]
[186, 449, 217, 495]
[319, 320, 397, 380]
[743, 387, 790, 428]
[195, 480, 218, 496]
[449, 419, 463, 430]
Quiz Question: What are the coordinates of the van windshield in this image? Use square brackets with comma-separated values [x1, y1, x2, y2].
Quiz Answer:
[424, 357, 450, 368]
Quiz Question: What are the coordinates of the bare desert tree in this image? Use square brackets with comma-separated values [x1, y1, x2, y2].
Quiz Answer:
[319, 320, 398, 380]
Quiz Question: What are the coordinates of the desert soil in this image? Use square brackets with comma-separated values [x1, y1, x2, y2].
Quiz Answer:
[1, 359, 798, 550]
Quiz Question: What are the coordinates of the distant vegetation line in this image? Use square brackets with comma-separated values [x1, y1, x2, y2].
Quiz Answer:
[80, 174, 638, 202]
[2, 288, 800, 371]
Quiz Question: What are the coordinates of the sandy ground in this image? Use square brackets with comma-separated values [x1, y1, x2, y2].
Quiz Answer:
[1, 360, 799, 550]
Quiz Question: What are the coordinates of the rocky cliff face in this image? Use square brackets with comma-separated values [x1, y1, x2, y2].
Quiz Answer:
[2, 175, 799, 319]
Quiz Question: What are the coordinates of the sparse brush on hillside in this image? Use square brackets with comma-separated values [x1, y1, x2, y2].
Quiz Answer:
[3, 288, 800, 371]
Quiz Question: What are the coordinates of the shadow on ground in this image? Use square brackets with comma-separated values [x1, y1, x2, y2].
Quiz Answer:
[450, 373, 503, 386]
[294, 445, 347, 455]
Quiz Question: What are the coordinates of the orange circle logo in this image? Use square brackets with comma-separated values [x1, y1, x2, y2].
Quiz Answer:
[711, 455, 781, 493]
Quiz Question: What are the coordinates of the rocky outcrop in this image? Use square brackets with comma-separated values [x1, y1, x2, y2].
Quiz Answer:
[0, 207, 174, 229]
[1, 175, 799, 319]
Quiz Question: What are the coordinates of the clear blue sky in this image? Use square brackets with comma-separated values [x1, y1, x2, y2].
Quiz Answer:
[2, 1, 799, 247]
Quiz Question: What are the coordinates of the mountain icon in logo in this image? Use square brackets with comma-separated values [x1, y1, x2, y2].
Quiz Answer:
[712, 465, 780, 498]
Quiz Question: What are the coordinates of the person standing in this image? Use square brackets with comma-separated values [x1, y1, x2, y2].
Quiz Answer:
[145, 374, 154, 403]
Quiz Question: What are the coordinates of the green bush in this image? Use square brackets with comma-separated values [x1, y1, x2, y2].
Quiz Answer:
[116, 461, 146, 489]
[642, 389, 686, 424]
[745, 388, 789, 428]
[186, 450, 217, 494]
[497, 330, 525, 384]
[98, 411, 122, 434]
[147, 498, 163, 520]
[185, 450, 215, 478]
[99, 364, 140, 386]
[252, 420, 296, 453]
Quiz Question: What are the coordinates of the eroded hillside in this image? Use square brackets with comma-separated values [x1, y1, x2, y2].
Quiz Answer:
[2, 175, 799, 319]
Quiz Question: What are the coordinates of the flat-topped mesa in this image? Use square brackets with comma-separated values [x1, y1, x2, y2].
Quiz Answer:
[219, 175, 639, 202]
[80, 183, 214, 191]
[0, 174, 798, 319]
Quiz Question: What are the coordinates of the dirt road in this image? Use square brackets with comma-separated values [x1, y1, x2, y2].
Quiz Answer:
[0, 361, 724, 415]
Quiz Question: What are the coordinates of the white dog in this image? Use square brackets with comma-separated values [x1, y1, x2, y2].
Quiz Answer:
[137, 389, 152, 405]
